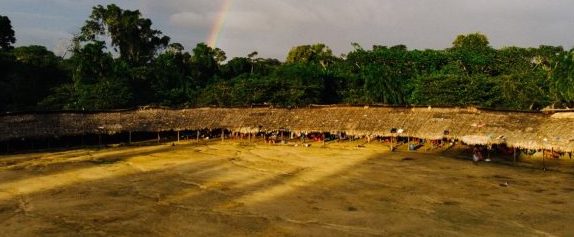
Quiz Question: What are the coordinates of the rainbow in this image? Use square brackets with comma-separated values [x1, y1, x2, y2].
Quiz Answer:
[207, 0, 234, 48]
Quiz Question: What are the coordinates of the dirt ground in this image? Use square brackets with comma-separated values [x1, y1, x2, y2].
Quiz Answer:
[0, 140, 572, 236]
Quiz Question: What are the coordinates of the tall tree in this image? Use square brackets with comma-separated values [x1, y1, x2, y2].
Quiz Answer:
[150, 44, 193, 106]
[450, 33, 496, 75]
[190, 43, 226, 86]
[452, 33, 490, 50]
[0, 15, 15, 51]
[1, 46, 68, 111]
[286, 43, 335, 68]
[79, 4, 170, 66]
[549, 49, 574, 107]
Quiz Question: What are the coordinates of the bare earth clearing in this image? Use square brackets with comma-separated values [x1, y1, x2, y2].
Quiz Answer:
[0, 141, 572, 236]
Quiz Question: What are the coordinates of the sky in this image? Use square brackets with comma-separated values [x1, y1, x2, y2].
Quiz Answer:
[2, 0, 574, 59]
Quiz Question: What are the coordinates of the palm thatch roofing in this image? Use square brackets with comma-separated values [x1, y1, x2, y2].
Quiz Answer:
[1, 106, 573, 152]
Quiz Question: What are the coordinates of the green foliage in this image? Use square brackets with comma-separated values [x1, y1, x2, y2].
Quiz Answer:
[0, 15, 15, 50]
[149, 50, 193, 106]
[449, 33, 497, 75]
[1, 46, 67, 111]
[550, 50, 574, 107]
[190, 43, 226, 86]
[411, 73, 499, 107]
[286, 43, 335, 68]
[452, 33, 490, 50]
[265, 63, 325, 106]
[1, 5, 572, 112]
[79, 4, 170, 66]
[493, 72, 549, 110]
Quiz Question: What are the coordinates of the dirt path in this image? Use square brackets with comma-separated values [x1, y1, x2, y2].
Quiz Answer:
[0, 142, 572, 236]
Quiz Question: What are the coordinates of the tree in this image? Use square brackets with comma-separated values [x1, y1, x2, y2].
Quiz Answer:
[494, 72, 549, 110]
[449, 33, 496, 75]
[222, 57, 251, 79]
[150, 46, 193, 106]
[410, 73, 499, 107]
[79, 4, 170, 66]
[452, 33, 490, 50]
[0, 15, 15, 50]
[53, 41, 133, 110]
[549, 49, 574, 107]
[266, 63, 325, 106]
[190, 43, 226, 86]
[286, 43, 335, 68]
[343, 44, 421, 105]
[1, 46, 67, 111]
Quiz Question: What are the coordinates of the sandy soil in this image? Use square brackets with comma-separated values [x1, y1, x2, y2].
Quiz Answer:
[0, 141, 572, 236]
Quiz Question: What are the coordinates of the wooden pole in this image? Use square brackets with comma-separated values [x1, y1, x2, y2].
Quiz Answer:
[177, 131, 180, 142]
[128, 131, 132, 144]
[157, 132, 160, 143]
[221, 129, 225, 142]
[196, 130, 200, 142]
[513, 147, 517, 165]
[249, 132, 252, 142]
[543, 152, 546, 170]
[98, 134, 102, 147]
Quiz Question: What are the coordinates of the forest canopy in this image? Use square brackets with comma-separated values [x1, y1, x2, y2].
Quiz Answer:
[1, 4, 574, 112]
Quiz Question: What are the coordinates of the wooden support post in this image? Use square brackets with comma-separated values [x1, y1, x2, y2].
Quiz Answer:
[221, 129, 225, 142]
[177, 131, 180, 142]
[281, 131, 284, 142]
[322, 133, 326, 145]
[513, 147, 517, 164]
[98, 134, 102, 147]
[390, 136, 393, 152]
[542, 151, 546, 170]
[249, 132, 252, 142]
[157, 132, 160, 143]
[128, 131, 132, 144]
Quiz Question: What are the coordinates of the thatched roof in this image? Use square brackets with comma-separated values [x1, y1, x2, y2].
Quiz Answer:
[1, 106, 573, 152]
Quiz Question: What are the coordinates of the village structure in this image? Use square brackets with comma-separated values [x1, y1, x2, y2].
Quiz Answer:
[2, 106, 573, 161]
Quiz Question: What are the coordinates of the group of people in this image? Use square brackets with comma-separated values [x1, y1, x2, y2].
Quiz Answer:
[473, 146, 491, 162]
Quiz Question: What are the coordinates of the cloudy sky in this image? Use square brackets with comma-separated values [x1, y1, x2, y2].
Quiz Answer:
[2, 0, 574, 59]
